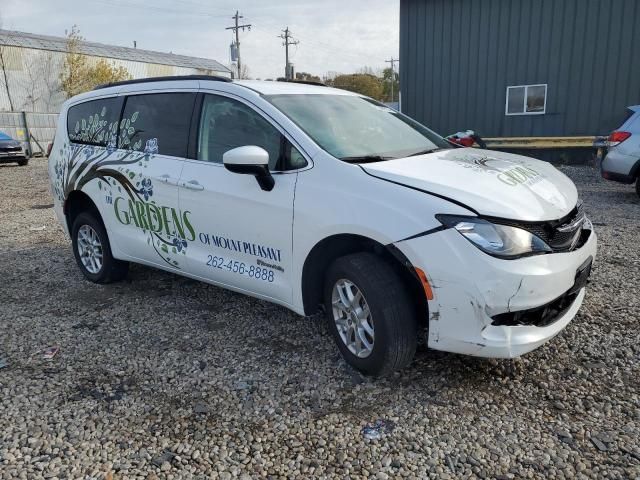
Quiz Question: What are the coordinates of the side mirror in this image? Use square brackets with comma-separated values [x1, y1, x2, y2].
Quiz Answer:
[223, 146, 274, 191]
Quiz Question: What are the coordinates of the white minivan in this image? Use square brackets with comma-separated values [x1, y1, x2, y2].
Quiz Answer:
[49, 76, 597, 376]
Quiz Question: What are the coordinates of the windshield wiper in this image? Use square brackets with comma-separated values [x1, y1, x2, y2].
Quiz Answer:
[340, 155, 395, 163]
[407, 148, 446, 157]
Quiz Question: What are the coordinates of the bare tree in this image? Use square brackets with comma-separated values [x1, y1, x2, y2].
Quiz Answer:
[231, 63, 250, 80]
[21, 54, 44, 111]
[40, 52, 62, 111]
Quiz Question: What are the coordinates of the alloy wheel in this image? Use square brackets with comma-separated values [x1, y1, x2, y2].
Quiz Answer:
[331, 279, 375, 358]
[77, 224, 103, 274]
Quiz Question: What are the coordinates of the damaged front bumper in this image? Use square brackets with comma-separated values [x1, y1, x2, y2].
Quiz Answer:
[394, 224, 597, 358]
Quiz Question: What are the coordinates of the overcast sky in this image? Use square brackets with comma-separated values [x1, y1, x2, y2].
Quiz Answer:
[1, 0, 399, 79]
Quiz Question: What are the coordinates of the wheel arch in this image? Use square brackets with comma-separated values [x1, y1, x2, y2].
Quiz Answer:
[300, 233, 429, 329]
[64, 190, 101, 233]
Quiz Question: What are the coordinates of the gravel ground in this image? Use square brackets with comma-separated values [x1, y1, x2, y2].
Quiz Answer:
[0, 159, 638, 480]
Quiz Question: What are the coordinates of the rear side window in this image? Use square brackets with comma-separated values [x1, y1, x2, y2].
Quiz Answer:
[622, 108, 640, 130]
[118, 92, 196, 157]
[67, 97, 122, 146]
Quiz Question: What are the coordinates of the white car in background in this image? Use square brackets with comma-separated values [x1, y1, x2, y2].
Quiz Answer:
[48, 76, 597, 376]
[601, 105, 640, 196]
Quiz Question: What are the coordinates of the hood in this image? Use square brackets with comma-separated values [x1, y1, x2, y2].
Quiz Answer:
[362, 149, 578, 221]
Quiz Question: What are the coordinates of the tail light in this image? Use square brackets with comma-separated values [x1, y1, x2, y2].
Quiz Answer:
[607, 131, 631, 147]
[46, 142, 53, 157]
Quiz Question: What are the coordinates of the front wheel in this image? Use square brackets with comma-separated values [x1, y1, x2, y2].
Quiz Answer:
[71, 211, 128, 283]
[324, 252, 417, 376]
[17, 159, 28, 166]
[636, 177, 640, 198]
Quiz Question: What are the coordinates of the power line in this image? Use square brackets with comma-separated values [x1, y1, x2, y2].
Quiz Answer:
[225, 11, 251, 79]
[278, 27, 299, 79]
[92, 0, 230, 18]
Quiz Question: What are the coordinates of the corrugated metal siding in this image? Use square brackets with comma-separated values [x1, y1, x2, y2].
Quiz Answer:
[400, 0, 640, 137]
[0, 29, 231, 74]
[0, 46, 229, 113]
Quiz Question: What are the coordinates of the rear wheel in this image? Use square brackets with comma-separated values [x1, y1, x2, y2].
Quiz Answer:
[324, 252, 417, 376]
[71, 211, 128, 283]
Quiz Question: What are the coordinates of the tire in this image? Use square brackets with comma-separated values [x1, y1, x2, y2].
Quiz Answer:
[324, 252, 417, 376]
[636, 177, 640, 198]
[17, 159, 28, 166]
[71, 211, 128, 283]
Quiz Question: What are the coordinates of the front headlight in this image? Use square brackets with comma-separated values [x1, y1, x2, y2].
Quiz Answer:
[437, 215, 551, 259]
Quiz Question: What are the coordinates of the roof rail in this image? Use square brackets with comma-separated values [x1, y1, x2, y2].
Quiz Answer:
[276, 78, 327, 87]
[93, 74, 232, 90]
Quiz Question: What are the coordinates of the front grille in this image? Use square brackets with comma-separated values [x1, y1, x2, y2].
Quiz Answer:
[490, 203, 586, 253]
[0, 146, 21, 152]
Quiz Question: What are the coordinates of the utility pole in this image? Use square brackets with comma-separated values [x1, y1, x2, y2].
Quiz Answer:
[226, 11, 251, 79]
[279, 27, 299, 80]
[385, 57, 398, 103]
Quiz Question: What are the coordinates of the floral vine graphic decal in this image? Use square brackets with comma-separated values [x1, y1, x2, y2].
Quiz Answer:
[52, 106, 189, 268]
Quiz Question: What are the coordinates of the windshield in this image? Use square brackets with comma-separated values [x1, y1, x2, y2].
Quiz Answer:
[0, 131, 12, 141]
[266, 94, 450, 161]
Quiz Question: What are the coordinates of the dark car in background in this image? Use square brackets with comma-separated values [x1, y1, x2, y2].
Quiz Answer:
[0, 131, 28, 166]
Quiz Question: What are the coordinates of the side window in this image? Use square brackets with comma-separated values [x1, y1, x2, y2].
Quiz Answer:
[67, 97, 122, 147]
[198, 94, 300, 170]
[287, 143, 308, 170]
[118, 92, 196, 157]
[505, 84, 547, 115]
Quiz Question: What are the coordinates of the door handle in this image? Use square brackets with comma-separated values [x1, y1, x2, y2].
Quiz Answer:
[180, 179, 204, 191]
[155, 174, 180, 186]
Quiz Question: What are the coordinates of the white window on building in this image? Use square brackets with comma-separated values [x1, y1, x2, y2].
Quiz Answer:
[505, 84, 547, 115]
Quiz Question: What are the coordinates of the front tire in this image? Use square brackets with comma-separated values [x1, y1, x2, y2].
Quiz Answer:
[636, 177, 640, 198]
[324, 252, 417, 376]
[17, 159, 28, 166]
[71, 211, 128, 283]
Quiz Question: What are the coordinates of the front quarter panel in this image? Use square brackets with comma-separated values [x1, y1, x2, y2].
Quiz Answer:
[291, 151, 473, 311]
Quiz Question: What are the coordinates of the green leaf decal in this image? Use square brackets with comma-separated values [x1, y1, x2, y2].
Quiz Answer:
[131, 111, 139, 123]
[161, 244, 168, 253]
[101, 106, 107, 117]
[172, 247, 177, 254]
[128, 172, 135, 179]
[98, 181, 102, 190]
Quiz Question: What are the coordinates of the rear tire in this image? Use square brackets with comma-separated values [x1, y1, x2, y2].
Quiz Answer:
[71, 211, 128, 283]
[324, 252, 417, 376]
[636, 177, 640, 198]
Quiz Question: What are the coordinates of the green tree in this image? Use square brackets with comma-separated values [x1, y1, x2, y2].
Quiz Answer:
[60, 26, 131, 98]
[89, 59, 131, 87]
[295, 71, 322, 83]
[326, 73, 384, 100]
[382, 67, 399, 103]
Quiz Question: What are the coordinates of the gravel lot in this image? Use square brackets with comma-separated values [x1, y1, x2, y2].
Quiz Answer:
[0, 159, 638, 480]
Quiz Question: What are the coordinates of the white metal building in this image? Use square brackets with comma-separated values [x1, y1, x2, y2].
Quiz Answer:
[0, 29, 231, 113]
